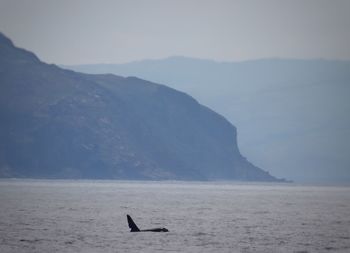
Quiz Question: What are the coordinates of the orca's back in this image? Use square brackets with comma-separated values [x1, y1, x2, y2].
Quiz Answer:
[127, 215, 140, 232]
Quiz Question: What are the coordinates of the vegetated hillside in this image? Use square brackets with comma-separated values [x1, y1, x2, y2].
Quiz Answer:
[0, 33, 281, 181]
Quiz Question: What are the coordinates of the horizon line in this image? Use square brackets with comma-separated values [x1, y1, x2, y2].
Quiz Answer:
[60, 56, 350, 66]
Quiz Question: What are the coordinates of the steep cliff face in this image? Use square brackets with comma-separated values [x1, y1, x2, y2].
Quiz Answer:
[66, 56, 350, 183]
[0, 33, 280, 181]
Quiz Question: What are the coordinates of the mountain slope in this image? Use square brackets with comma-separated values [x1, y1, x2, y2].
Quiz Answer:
[65, 56, 350, 183]
[0, 33, 281, 181]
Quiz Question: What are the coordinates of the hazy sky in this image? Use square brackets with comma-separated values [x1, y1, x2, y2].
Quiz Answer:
[0, 0, 350, 65]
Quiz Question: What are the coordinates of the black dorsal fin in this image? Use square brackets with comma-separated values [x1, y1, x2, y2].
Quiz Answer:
[127, 215, 140, 232]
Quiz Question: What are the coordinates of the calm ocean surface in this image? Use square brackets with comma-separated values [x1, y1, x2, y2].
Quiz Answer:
[0, 180, 349, 253]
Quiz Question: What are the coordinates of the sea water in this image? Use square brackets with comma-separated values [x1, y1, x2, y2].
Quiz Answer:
[0, 180, 349, 253]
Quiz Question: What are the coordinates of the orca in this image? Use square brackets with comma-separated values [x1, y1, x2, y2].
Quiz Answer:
[127, 214, 169, 232]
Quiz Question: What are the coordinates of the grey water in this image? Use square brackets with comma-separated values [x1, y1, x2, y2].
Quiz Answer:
[0, 180, 349, 253]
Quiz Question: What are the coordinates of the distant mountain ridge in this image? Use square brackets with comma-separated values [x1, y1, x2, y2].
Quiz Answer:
[64, 56, 350, 183]
[0, 33, 282, 181]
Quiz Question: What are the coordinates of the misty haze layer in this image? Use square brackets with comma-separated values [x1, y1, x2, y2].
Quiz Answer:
[66, 57, 350, 183]
[1, 1, 350, 64]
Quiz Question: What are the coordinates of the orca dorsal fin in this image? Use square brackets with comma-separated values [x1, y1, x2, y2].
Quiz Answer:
[127, 215, 140, 232]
